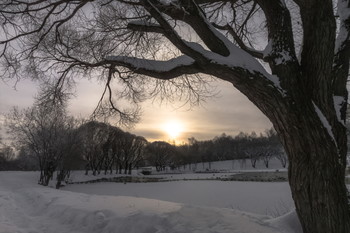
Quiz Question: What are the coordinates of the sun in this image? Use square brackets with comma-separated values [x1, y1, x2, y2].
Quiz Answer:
[163, 120, 184, 140]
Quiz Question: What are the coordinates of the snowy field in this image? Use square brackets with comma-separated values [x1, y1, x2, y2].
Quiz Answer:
[64, 180, 294, 216]
[0, 170, 304, 233]
[64, 159, 293, 216]
[166, 158, 287, 172]
[68, 158, 287, 183]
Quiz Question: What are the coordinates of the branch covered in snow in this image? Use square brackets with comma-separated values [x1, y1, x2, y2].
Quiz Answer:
[127, 21, 165, 34]
[331, 0, 350, 117]
[335, 0, 350, 54]
[105, 55, 199, 79]
[146, 0, 230, 56]
[141, 0, 210, 64]
[211, 23, 264, 59]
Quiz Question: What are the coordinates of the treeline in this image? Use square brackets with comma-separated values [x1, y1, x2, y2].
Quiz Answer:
[177, 130, 286, 170]
[1, 100, 286, 188]
[2, 102, 151, 188]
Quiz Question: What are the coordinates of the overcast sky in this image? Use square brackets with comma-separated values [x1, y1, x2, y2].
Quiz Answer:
[0, 76, 272, 144]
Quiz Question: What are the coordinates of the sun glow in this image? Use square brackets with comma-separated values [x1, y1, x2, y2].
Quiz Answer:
[163, 120, 184, 140]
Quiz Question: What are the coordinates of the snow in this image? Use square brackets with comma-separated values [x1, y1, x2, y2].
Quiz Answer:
[183, 34, 287, 95]
[105, 55, 195, 73]
[333, 95, 346, 125]
[267, 210, 303, 233]
[128, 20, 161, 28]
[158, 0, 176, 6]
[107, 6, 286, 95]
[184, 38, 269, 77]
[263, 40, 293, 66]
[64, 180, 294, 216]
[338, 0, 350, 20]
[312, 101, 337, 144]
[198, 15, 286, 93]
[0, 171, 302, 233]
[68, 157, 287, 183]
[274, 51, 293, 65]
[263, 39, 273, 58]
[335, 0, 350, 52]
[185, 157, 287, 171]
[69, 171, 239, 182]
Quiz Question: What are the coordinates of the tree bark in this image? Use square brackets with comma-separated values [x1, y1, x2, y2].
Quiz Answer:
[269, 101, 350, 233]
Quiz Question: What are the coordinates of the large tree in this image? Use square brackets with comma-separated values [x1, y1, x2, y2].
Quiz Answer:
[1, 0, 349, 232]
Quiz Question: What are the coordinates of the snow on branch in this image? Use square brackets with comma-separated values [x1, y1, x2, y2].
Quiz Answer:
[141, 0, 209, 63]
[211, 23, 264, 59]
[312, 102, 337, 145]
[333, 96, 346, 126]
[139, 0, 284, 93]
[105, 55, 198, 79]
[127, 20, 165, 34]
[332, 0, 350, 99]
[335, 0, 350, 53]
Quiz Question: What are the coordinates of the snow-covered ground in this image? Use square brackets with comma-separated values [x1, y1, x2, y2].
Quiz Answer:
[168, 157, 287, 172]
[0, 171, 303, 233]
[68, 158, 287, 183]
[64, 180, 294, 216]
[68, 170, 239, 182]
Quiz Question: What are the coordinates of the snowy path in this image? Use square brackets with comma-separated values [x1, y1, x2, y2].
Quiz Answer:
[0, 172, 302, 233]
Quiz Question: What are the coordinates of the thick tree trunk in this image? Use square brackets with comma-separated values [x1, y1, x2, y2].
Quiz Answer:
[272, 106, 350, 233]
[288, 141, 350, 233]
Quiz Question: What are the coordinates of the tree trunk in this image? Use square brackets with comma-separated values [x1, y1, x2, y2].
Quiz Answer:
[271, 105, 350, 233]
[288, 139, 350, 233]
[128, 164, 132, 175]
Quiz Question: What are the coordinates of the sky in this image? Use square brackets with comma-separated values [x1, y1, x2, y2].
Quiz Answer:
[0, 76, 272, 144]
[0, 0, 274, 145]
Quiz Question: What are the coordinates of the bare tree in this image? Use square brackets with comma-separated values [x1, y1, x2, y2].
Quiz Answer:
[127, 135, 148, 173]
[246, 150, 259, 168]
[6, 96, 76, 186]
[276, 151, 288, 168]
[14, 146, 39, 171]
[260, 147, 273, 168]
[0, 144, 16, 170]
[1, 0, 350, 232]
[0, 145, 15, 162]
[146, 141, 176, 172]
[78, 121, 110, 175]
[55, 122, 83, 188]
[77, 121, 147, 175]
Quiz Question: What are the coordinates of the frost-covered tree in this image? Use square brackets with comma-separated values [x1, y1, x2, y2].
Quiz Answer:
[1, 0, 350, 232]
